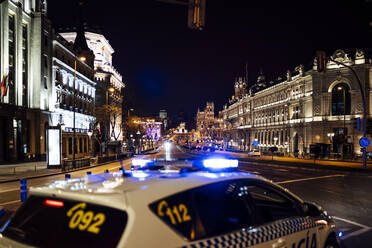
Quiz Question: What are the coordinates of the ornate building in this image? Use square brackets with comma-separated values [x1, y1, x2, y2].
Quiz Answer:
[0, 0, 52, 163]
[60, 30, 125, 144]
[49, 32, 96, 159]
[222, 49, 372, 157]
[196, 102, 223, 142]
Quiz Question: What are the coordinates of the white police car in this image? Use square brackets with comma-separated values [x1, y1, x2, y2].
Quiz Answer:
[0, 159, 341, 248]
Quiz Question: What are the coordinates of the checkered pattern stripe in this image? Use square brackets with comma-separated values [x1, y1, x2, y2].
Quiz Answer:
[181, 217, 317, 248]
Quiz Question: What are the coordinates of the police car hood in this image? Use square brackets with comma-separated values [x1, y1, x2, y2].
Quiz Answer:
[29, 171, 274, 211]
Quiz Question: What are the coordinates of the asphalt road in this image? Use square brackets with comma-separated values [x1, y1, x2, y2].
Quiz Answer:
[1, 143, 371, 247]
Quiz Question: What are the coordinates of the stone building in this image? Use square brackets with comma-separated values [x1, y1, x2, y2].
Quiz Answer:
[49, 32, 96, 159]
[196, 102, 223, 142]
[0, 0, 52, 163]
[222, 49, 372, 157]
[59, 29, 125, 146]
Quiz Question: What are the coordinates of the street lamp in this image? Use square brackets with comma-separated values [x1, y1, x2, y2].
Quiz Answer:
[327, 132, 335, 155]
[337, 86, 347, 159]
[106, 87, 115, 106]
[72, 56, 86, 164]
[87, 130, 93, 155]
[136, 130, 141, 153]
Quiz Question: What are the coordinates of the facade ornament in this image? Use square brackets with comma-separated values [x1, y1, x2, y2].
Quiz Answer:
[355, 49, 365, 64]
[330, 49, 353, 65]
[295, 65, 304, 76]
[286, 70, 292, 82]
[313, 57, 318, 71]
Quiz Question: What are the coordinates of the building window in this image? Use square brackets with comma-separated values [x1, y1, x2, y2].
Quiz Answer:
[74, 138, 77, 154]
[332, 83, 351, 116]
[8, 15, 16, 104]
[43, 76, 48, 89]
[22, 24, 28, 107]
[68, 138, 72, 154]
[79, 138, 83, 153]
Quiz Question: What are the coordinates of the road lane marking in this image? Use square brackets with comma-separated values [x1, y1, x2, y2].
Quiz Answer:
[1, 200, 20, 205]
[333, 216, 372, 240]
[333, 216, 370, 229]
[276, 174, 344, 184]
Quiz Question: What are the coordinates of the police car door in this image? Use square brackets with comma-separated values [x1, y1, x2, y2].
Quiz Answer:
[243, 181, 320, 248]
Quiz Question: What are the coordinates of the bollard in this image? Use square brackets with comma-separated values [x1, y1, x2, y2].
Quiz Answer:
[20, 179, 27, 202]
[65, 174, 71, 179]
[104, 169, 109, 173]
[87, 171, 92, 175]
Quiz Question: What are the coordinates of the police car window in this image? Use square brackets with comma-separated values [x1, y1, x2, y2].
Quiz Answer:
[192, 180, 253, 240]
[245, 183, 300, 224]
[149, 189, 195, 240]
[1, 196, 127, 248]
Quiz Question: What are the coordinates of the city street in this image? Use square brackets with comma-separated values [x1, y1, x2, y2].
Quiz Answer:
[1, 144, 372, 247]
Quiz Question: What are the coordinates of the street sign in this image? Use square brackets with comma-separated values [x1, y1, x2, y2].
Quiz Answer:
[359, 137, 371, 148]
[252, 140, 259, 146]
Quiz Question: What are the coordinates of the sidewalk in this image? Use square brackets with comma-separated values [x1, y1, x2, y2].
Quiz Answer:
[0, 159, 103, 183]
[0, 150, 158, 183]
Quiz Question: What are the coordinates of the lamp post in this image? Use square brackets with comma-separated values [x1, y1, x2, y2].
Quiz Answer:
[73, 56, 86, 164]
[337, 86, 346, 159]
[327, 132, 335, 157]
[128, 108, 134, 119]
[136, 130, 141, 153]
[87, 130, 93, 155]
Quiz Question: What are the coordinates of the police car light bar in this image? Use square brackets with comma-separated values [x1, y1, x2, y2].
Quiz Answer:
[202, 159, 239, 169]
[132, 159, 153, 167]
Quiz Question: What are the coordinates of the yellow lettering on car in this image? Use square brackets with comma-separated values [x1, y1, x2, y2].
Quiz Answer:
[157, 200, 168, 217]
[67, 203, 106, 234]
[157, 201, 192, 225]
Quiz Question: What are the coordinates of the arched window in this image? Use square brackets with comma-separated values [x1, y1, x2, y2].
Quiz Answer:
[332, 83, 351, 116]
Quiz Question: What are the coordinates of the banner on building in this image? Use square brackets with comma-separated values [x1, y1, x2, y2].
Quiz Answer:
[0, 74, 8, 97]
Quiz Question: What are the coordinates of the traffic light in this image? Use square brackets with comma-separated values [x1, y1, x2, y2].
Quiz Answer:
[188, 0, 206, 30]
[316, 51, 327, 72]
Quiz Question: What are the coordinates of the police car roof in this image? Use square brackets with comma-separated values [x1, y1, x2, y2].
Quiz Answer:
[30, 171, 267, 210]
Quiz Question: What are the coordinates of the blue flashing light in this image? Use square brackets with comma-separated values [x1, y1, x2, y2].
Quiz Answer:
[131, 171, 150, 178]
[132, 159, 153, 167]
[338, 231, 344, 238]
[203, 159, 239, 169]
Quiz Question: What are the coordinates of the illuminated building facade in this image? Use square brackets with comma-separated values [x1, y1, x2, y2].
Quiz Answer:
[59, 30, 125, 143]
[49, 33, 96, 159]
[196, 102, 223, 142]
[222, 49, 372, 157]
[136, 118, 162, 141]
[0, 0, 52, 163]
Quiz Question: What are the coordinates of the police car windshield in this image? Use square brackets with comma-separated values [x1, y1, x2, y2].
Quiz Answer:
[1, 196, 127, 248]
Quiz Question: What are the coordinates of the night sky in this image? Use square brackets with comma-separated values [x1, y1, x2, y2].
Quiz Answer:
[48, 0, 371, 128]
